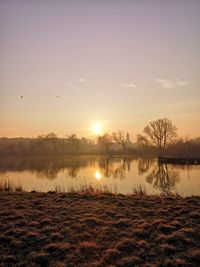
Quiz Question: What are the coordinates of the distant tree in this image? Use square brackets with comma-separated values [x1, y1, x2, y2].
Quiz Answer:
[45, 132, 57, 139]
[66, 134, 80, 154]
[112, 131, 127, 153]
[136, 134, 149, 148]
[98, 133, 113, 155]
[166, 136, 200, 156]
[45, 132, 58, 155]
[144, 118, 177, 150]
[32, 134, 49, 155]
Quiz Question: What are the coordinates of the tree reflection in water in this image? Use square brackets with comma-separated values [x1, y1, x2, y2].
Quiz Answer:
[0, 158, 181, 194]
[34, 159, 89, 179]
[0, 157, 133, 180]
[98, 158, 114, 178]
[35, 165, 59, 180]
[98, 158, 132, 180]
[113, 159, 127, 179]
[145, 163, 180, 194]
[138, 158, 156, 175]
[0, 158, 96, 180]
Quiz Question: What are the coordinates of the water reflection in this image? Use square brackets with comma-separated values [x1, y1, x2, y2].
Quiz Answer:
[0, 158, 95, 180]
[138, 158, 155, 175]
[113, 159, 127, 179]
[95, 171, 102, 180]
[0, 157, 199, 195]
[98, 158, 131, 179]
[145, 163, 180, 194]
[0, 157, 131, 180]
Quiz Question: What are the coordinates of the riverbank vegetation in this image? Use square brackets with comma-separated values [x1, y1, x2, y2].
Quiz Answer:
[0, 118, 200, 157]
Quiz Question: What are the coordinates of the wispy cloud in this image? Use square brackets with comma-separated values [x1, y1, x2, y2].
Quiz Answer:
[120, 83, 136, 88]
[77, 78, 86, 82]
[176, 80, 188, 86]
[156, 79, 175, 89]
[156, 78, 188, 89]
[55, 78, 86, 89]
[67, 82, 78, 90]
[55, 80, 79, 90]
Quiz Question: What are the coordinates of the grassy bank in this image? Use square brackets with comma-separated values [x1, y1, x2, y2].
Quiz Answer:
[0, 192, 200, 267]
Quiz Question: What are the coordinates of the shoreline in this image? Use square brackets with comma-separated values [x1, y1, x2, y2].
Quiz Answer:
[0, 154, 156, 160]
[0, 191, 200, 266]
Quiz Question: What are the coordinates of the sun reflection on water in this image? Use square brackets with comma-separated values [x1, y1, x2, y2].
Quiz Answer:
[95, 171, 102, 180]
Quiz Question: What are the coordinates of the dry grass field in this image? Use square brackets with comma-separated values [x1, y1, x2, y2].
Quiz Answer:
[0, 191, 200, 267]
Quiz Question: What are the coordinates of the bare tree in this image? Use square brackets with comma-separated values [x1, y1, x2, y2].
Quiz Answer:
[162, 119, 177, 148]
[112, 131, 126, 153]
[144, 118, 177, 150]
[136, 134, 149, 148]
[98, 133, 113, 155]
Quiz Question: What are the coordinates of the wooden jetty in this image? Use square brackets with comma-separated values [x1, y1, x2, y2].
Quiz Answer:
[158, 156, 200, 165]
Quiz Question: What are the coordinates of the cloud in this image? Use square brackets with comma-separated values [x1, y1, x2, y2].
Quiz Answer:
[156, 78, 188, 89]
[57, 81, 78, 89]
[67, 82, 78, 90]
[77, 78, 86, 82]
[156, 79, 175, 89]
[120, 83, 136, 88]
[176, 80, 188, 86]
[55, 78, 85, 89]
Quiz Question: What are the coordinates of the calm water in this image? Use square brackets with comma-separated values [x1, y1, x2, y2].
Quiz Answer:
[0, 157, 200, 195]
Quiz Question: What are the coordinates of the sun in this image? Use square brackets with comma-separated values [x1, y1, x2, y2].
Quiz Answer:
[92, 121, 103, 135]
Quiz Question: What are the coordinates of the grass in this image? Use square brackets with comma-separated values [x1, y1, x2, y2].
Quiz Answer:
[0, 178, 182, 197]
[0, 191, 199, 266]
[132, 185, 147, 196]
[0, 178, 23, 192]
[54, 184, 111, 194]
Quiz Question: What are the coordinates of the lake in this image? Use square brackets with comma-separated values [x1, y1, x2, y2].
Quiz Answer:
[0, 157, 199, 196]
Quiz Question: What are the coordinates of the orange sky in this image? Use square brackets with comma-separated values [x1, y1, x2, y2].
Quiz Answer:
[0, 1, 200, 139]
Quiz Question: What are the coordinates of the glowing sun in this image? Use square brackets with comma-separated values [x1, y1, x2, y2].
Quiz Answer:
[92, 121, 103, 135]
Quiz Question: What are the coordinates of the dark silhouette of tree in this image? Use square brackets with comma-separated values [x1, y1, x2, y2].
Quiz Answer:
[98, 133, 113, 155]
[32, 135, 48, 155]
[112, 131, 127, 153]
[167, 136, 200, 156]
[66, 134, 80, 154]
[144, 118, 177, 150]
[45, 133, 58, 155]
[137, 134, 149, 148]
[1, 123, 200, 157]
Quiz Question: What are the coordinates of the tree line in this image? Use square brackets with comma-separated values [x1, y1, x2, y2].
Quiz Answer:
[0, 118, 199, 157]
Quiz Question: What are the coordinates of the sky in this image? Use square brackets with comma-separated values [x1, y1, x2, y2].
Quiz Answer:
[0, 0, 200, 139]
